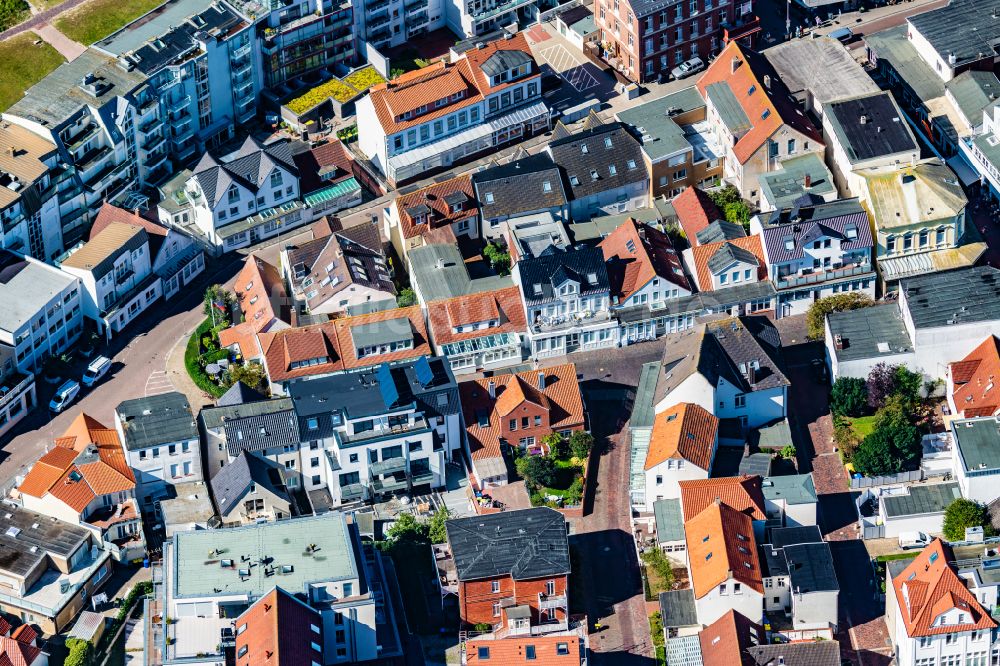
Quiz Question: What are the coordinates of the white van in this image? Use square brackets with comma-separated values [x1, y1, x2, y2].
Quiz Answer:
[898, 531, 931, 550]
[49, 380, 81, 413]
[82, 355, 111, 387]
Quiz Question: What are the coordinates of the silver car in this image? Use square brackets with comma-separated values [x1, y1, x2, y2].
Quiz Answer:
[671, 56, 705, 80]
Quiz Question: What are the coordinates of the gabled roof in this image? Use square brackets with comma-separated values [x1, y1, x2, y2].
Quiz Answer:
[193, 137, 297, 208]
[292, 140, 356, 195]
[644, 403, 718, 471]
[473, 153, 567, 221]
[18, 413, 135, 514]
[517, 246, 609, 305]
[0, 631, 41, 666]
[546, 118, 647, 199]
[950, 336, 1000, 417]
[235, 586, 323, 666]
[211, 451, 290, 517]
[460, 364, 584, 462]
[673, 187, 723, 244]
[61, 223, 148, 278]
[90, 202, 167, 258]
[685, 500, 763, 598]
[692, 235, 768, 290]
[696, 220, 746, 246]
[395, 173, 477, 242]
[232, 255, 290, 336]
[426, 286, 527, 347]
[893, 539, 997, 637]
[699, 610, 762, 666]
[678, 475, 765, 522]
[697, 41, 823, 164]
[464, 634, 581, 665]
[759, 199, 872, 264]
[445, 507, 570, 581]
[599, 219, 690, 302]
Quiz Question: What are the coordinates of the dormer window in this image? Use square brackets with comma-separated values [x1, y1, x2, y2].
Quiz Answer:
[846, 225, 858, 239]
[783, 236, 794, 251]
[227, 184, 240, 204]
[609, 165, 617, 176]
[485, 192, 494, 204]
[590, 169, 599, 180]
[581, 144, 589, 154]
[569, 175, 580, 186]
[543, 181, 552, 192]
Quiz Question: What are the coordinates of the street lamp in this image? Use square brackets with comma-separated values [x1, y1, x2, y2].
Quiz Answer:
[786, 0, 791, 38]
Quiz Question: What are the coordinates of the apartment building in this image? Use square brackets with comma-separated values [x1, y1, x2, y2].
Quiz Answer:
[354, 0, 444, 51]
[0, 249, 83, 375]
[60, 221, 162, 338]
[760, 526, 839, 631]
[115, 392, 201, 507]
[593, 0, 759, 83]
[0, 122, 68, 262]
[752, 199, 876, 318]
[17, 413, 143, 561]
[150, 514, 401, 665]
[357, 34, 549, 185]
[425, 286, 527, 374]
[641, 402, 718, 509]
[696, 41, 824, 205]
[513, 246, 618, 359]
[0, 506, 112, 635]
[234, 587, 325, 666]
[446, 508, 570, 629]
[473, 153, 568, 237]
[210, 451, 294, 526]
[387, 173, 479, 262]
[158, 136, 302, 252]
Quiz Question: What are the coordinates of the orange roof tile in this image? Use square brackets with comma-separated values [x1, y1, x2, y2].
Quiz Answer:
[678, 475, 765, 521]
[699, 610, 762, 665]
[599, 219, 689, 302]
[0, 634, 41, 666]
[394, 173, 478, 241]
[464, 634, 582, 664]
[426, 286, 527, 348]
[950, 336, 1000, 418]
[672, 187, 723, 243]
[235, 587, 322, 666]
[893, 539, 997, 637]
[17, 447, 78, 499]
[685, 500, 763, 599]
[644, 403, 718, 471]
[697, 41, 823, 164]
[691, 235, 768, 290]
[460, 363, 585, 461]
[229, 255, 289, 335]
[219, 321, 263, 360]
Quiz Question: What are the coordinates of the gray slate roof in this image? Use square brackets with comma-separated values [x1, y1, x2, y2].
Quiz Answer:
[882, 482, 961, 518]
[946, 70, 1000, 126]
[908, 0, 1000, 71]
[616, 86, 706, 162]
[473, 153, 568, 220]
[445, 507, 570, 581]
[653, 498, 684, 542]
[409, 243, 512, 301]
[547, 121, 646, 200]
[707, 241, 759, 274]
[517, 246, 609, 305]
[696, 220, 745, 246]
[768, 525, 823, 549]
[659, 589, 698, 628]
[746, 641, 840, 666]
[827, 302, 913, 362]
[785, 542, 839, 592]
[902, 266, 1000, 329]
[825, 92, 918, 164]
[211, 451, 290, 517]
[193, 137, 298, 209]
[763, 474, 816, 505]
[758, 153, 837, 211]
[705, 81, 752, 134]
[759, 198, 872, 264]
[116, 392, 197, 451]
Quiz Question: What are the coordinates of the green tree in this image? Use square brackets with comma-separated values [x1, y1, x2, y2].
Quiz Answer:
[483, 242, 511, 276]
[428, 507, 450, 544]
[833, 417, 862, 463]
[851, 429, 896, 476]
[386, 513, 429, 544]
[0, 0, 28, 32]
[723, 201, 752, 232]
[893, 365, 923, 409]
[64, 638, 93, 666]
[805, 292, 875, 340]
[396, 288, 416, 307]
[569, 431, 595, 460]
[943, 498, 995, 541]
[830, 377, 868, 417]
[542, 432, 566, 459]
[203, 284, 233, 325]
[874, 397, 922, 470]
[779, 444, 796, 460]
[640, 548, 675, 593]
[515, 454, 556, 488]
[227, 362, 267, 391]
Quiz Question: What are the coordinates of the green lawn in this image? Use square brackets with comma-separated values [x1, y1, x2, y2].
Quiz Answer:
[28, 0, 65, 10]
[0, 0, 30, 32]
[0, 33, 65, 112]
[848, 415, 877, 439]
[54, 0, 165, 45]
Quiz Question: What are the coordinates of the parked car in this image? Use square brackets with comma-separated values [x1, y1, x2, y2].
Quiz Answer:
[49, 380, 81, 413]
[898, 531, 931, 550]
[671, 57, 705, 80]
[81, 355, 111, 387]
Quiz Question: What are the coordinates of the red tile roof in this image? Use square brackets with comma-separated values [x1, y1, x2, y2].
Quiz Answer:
[230, 255, 289, 335]
[91, 203, 166, 260]
[644, 403, 718, 471]
[685, 500, 763, 599]
[293, 140, 356, 195]
[235, 587, 323, 666]
[367, 33, 537, 136]
[394, 173, 477, 241]
[599, 219, 689, 302]
[893, 539, 997, 637]
[460, 363, 585, 461]
[697, 41, 823, 164]
[678, 475, 765, 522]
[691, 235, 768, 290]
[260, 305, 430, 382]
[672, 187, 723, 243]
[699, 610, 762, 666]
[464, 634, 583, 664]
[426, 286, 527, 347]
[0, 635, 41, 666]
[18, 413, 134, 514]
[950, 336, 1000, 417]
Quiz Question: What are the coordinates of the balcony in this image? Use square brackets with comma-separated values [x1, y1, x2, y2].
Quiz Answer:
[76, 146, 113, 174]
[367, 0, 390, 12]
[144, 150, 168, 169]
[339, 415, 429, 445]
[472, 0, 534, 22]
[371, 476, 408, 493]
[138, 116, 161, 135]
[370, 456, 406, 476]
[404, 0, 426, 11]
[141, 133, 164, 152]
[66, 123, 100, 152]
[232, 43, 252, 60]
[411, 470, 435, 486]
[368, 14, 390, 29]
[341, 483, 366, 500]
[0, 372, 33, 412]
[407, 12, 428, 26]
[774, 263, 873, 289]
[722, 14, 761, 42]
[166, 95, 190, 114]
[538, 593, 567, 610]
[531, 309, 611, 333]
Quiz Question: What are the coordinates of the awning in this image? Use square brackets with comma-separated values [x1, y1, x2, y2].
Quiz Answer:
[946, 155, 981, 187]
[879, 242, 987, 281]
[473, 455, 507, 483]
[304, 177, 361, 207]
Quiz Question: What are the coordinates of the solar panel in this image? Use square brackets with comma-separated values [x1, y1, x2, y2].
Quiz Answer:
[414, 356, 434, 388]
[377, 363, 399, 408]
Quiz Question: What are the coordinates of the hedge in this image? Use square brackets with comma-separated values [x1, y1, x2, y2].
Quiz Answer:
[184, 319, 227, 398]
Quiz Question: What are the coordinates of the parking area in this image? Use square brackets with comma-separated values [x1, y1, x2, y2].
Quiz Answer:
[539, 43, 600, 92]
[528, 20, 618, 113]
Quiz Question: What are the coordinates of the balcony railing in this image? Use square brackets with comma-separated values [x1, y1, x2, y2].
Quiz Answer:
[232, 43, 252, 60]
[66, 123, 100, 152]
[371, 476, 408, 493]
[370, 456, 406, 476]
[340, 415, 429, 445]
[341, 483, 366, 500]
[141, 133, 164, 152]
[775, 263, 872, 289]
[532, 309, 611, 333]
[538, 593, 567, 610]
[166, 95, 190, 114]
[0, 373, 32, 411]
[76, 146, 113, 173]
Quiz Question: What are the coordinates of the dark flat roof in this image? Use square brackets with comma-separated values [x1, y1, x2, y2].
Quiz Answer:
[445, 508, 570, 581]
[0, 507, 89, 578]
[659, 589, 697, 628]
[784, 542, 839, 592]
[826, 93, 917, 163]
[116, 392, 197, 451]
[902, 266, 1000, 329]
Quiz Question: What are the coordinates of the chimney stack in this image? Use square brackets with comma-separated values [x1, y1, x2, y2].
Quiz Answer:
[487, 379, 496, 398]
[537, 371, 546, 390]
[804, 173, 812, 188]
